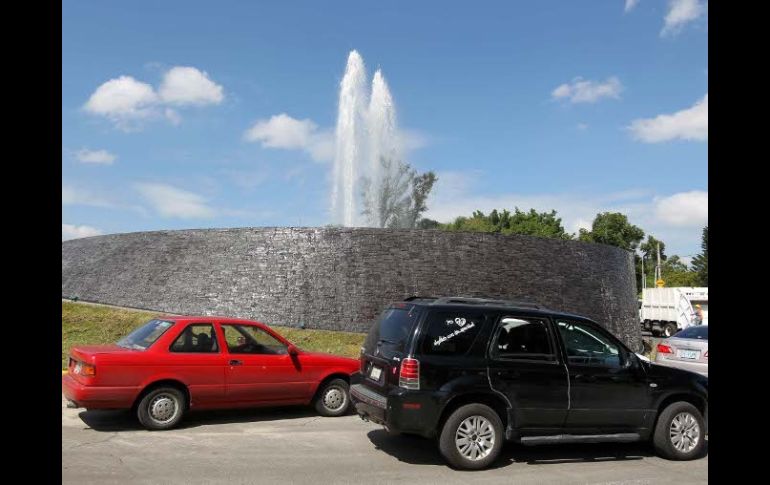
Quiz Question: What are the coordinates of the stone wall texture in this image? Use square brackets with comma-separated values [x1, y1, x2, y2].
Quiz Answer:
[62, 227, 642, 351]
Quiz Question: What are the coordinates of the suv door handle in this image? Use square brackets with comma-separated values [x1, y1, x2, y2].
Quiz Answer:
[229, 359, 243, 366]
[495, 370, 520, 378]
[573, 374, 596, 382]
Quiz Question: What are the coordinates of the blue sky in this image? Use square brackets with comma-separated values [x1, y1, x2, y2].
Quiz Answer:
[62, 0, 708, 259]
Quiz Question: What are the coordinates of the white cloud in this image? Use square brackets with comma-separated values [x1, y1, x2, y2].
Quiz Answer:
[135, 182, 215, 219]
[158, 66, 224, 106]
[164, 108, 182, 126]
[628, 94, 707, 142]
[654, 191, 708, 227]
[423, 171, 707, 255]
[625, 0, 640, 12]
[662, 0, 707, 36]
[62, 185, 114, 207]
[245, 113, 318, 149]
[551, 77, 623, 104]
[577, 123, 589, 131]
[84, 67, 224, 130]
[244, 114, 428, 164]
[307, 131, 336, 162]
[397, 129, 429, 152]
[75, 148, 116, 165]
[244, 113, 335, 163]
[83, 76, 158, 129]
[62, 224, 104, 241]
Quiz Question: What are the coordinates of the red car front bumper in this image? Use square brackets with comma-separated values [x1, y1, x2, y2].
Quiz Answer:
[62, 374, 139, 409]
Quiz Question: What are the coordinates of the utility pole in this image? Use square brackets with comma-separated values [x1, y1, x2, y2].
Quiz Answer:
[641, 254, 646, 289]
[655, 242, 664, 287]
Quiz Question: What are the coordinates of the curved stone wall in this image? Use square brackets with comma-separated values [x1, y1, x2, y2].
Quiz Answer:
[62, 227, 641, 351]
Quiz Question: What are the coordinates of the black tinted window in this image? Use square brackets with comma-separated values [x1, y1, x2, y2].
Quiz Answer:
[492, 317, 554, 361]
[420, 310, 485, 356]
[674, 326, 708, 340]
[364, 306, 421, 354]
[557, 320, 622, 368]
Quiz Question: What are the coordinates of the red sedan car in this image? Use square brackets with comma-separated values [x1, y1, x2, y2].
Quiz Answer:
[62, 316, 360, 430]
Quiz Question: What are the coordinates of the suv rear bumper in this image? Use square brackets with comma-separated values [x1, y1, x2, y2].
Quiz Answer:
[350, 384, 441, 438]
[351, 384, 388, 425]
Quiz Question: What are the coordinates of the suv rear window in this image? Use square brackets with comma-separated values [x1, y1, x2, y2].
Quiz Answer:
[420, 310, 485, 356]
[364, 306, 421, 355]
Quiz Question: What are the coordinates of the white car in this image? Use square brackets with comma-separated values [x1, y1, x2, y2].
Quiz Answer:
[654, 326, 708, 377]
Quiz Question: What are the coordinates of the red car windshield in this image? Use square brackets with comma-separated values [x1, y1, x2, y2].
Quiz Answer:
[117, 319, 175, 350]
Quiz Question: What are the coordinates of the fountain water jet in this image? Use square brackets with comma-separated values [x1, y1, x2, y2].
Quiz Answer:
[331, 51, 403, 227]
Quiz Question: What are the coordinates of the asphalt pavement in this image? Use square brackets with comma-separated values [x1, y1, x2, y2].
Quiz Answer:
[62, 394, 707, 485]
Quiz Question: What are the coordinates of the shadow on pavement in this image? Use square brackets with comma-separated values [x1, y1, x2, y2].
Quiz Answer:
[366, 429, 708, 468]
[78, 405, 323, 432]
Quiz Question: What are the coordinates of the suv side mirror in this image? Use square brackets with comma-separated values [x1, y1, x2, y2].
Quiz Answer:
[623, 351, 638, 369]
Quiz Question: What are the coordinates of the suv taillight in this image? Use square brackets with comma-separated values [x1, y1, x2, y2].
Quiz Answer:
[399, 358, 420, 390]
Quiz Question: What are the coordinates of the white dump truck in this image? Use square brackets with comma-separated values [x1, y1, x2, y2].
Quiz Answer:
[640, 287, 708, 337]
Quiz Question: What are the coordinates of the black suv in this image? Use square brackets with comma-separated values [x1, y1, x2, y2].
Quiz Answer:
[350, 297, 708, 470]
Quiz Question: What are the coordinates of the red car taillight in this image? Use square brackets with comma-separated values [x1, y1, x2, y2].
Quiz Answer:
[399, 358, 420, 390]
[657, 344, 673, 354]
[73, 360, 96, 377]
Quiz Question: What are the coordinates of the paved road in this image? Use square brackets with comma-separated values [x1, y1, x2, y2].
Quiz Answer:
[62, 395, 707, 485]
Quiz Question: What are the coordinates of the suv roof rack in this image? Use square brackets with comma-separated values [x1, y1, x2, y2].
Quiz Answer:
[403, 296, 439, 302]
[432, 296, 541, 309]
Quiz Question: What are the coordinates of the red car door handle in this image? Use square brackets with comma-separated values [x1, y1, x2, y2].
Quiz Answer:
[229, 359, 243, 366]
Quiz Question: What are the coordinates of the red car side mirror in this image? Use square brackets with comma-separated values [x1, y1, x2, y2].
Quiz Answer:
[287, 344, 299, 356]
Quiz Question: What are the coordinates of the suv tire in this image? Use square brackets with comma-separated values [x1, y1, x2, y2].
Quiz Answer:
[653, 401, 706, 460]
[438, 403, 504, 470]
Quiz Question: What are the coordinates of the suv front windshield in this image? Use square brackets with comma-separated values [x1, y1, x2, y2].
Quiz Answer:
[117, 319, 175, 350]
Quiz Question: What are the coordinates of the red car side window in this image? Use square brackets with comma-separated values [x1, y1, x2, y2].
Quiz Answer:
[169, 324, 219, 353]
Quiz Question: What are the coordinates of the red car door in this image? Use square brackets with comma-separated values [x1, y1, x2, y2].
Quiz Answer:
[164, 322, 228, 406]
[219, 323, 312, 404]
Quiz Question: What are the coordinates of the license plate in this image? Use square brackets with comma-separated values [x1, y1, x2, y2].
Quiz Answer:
[678, 350, 698, 360]
[369, 366, 382, 381]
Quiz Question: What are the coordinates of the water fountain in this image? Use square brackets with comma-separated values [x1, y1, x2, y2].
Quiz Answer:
[331, 51, 402, 227]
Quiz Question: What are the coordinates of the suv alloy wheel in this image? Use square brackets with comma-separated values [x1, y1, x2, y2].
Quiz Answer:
[438, 403, 504, 470]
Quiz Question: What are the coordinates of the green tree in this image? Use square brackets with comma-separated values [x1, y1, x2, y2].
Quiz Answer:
[360, 157, 437, 229]
[439, 208, 573, 240]
[578, 212, 645, 251]
[661, 255, 700, 287]
[640, 235, 666, 263]
[636, 235, 667, 290]
[690, 226, 708, 286]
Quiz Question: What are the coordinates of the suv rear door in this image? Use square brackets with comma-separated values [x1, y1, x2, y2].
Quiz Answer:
[360, 304, 422, 392]
[487, 314, 569, 432]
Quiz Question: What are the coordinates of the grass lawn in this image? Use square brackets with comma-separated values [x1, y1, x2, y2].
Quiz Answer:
[62, 301, 366, 369]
